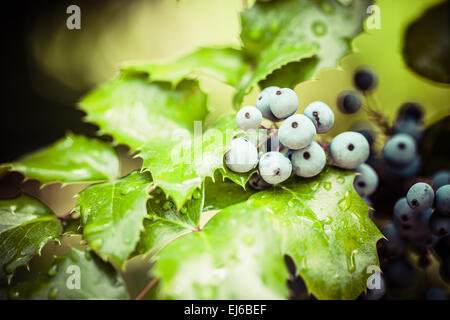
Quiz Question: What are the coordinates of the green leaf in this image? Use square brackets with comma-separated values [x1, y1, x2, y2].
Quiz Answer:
[234, 0, 371, 106]
[9, 249, 128, 300]
[80, 75, 208, 150]
[403, 1, 449, 84]
[138, 113, 244, 209]
[0, 195, 62, 282]
[204, 171, 256, 211]
[1, 134, 120, 184]
[233, 41, 319, 106]
[123, 47, 250, 87]
[132, 183, 204, 257]
[154, 168, 382, 300]
[153, 204, 289, 300]
[76, 171, 153, 266]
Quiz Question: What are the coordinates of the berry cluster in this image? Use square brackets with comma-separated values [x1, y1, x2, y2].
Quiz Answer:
[342, 69, 450, 300]
[226, 86, 371, 189]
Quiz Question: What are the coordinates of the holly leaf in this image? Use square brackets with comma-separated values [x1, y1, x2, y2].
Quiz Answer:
[137, 113, 246, 209]
[0, 134, 120, 184]
[79, 75, 208, 150]
[75, 171, 153, 266]
[204, 170, 256, 211]
[123, 47, 250, 87]
[153, 203, 289, 300]
[153, 168, 382, 300]
[0, 195, 62, 283]
[9, 249, 128, 300]
[233, 42, 319, 106]
[132, 183, 204, 257]
[234, 0, 371, 106]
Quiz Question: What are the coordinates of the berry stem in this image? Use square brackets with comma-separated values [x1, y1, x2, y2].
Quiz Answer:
[134, 277, 159, 300]
[276, 143, 282, 152]
[363, 92, 391, 136]
[259, 123, 271, 130]
[257, 129, 278, 149]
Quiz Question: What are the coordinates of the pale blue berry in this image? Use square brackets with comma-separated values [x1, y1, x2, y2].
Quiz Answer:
[256, 86, 280, 121]
[354, 164, 379, 197]
[406, 182, 434, 211]
[258, 151, 292, 184]
[435, 185, 450, 215]
[432, 170, 450, 189]
[429, 212, 450, 237]
[291, 141, 326, 178]
[393, 197, 419, 226]
[268, 88, 299, 119]
[304, 101, 335, 134]
[329, 131, 370, 169]
[236, 106, 262, 131]
[278, 114, 316, 150]
[383, 133, 417, 167]
[225, 138, 258, 173]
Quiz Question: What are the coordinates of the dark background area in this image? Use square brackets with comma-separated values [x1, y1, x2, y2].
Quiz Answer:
[0, 1, 102, 163]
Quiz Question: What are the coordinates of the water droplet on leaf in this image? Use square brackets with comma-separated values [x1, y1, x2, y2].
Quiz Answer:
[312, 21, 327, 36]
[163, 201, 173, 210]
[48, 264, 57, 276]
[48, 287, 58, 300]
[337, 176, 345, 184]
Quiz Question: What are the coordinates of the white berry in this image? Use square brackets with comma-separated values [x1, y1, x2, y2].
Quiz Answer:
[268, 88, 299, 119]
[291, 141, 326, 178]
[236, 106, 262, 131]
[256, 86, 280, 122]
[258, 151, 292, 184]
[354, 164, 379, 197]
[278, 114, 316, 150]
[225, 138, 258, 173]
[304, 101, 335, 134]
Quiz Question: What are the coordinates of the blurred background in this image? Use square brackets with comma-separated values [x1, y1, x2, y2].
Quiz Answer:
[1, 0, 245, 163]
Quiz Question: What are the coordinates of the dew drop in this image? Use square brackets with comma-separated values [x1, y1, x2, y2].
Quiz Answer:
[338, 192, 352, 211]
[90, 238, 103, 250]
[312, 21, 327, 36]
[163, 201, 173, 210]
[320, 2, 334, 14]
[9, 289, 20, 299]
[347, 250, 358, 273]
[288, 201, 294, 207]
[323, 182, 332, 190]
[180, 207, 188, 214]
[193, 191, 201, 199]
[48, 287, 58, 300]
[336, 176, 345, 184]
[47, 264, 57, 277]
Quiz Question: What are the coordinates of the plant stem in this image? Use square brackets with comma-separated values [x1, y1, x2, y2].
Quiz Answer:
[363, 92, 391, 136]
[257, 129, 278, 149]
[134, 277, 159, 300]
